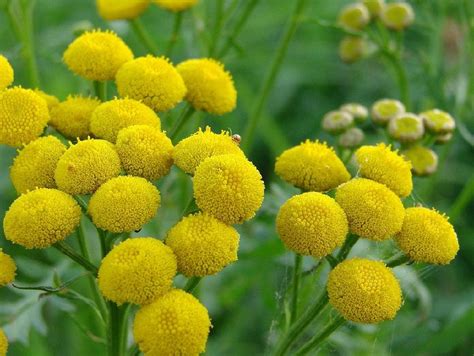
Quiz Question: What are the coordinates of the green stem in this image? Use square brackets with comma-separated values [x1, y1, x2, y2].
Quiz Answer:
[336, 234, 359, 262]
[241, 0, 307, 153]
[208, 0, 225, 56]
[184, 276, 202, 293]
[325, 255, 339, 269]
[165, 12, 183, 57]
[93, 81, 107, 101]
[170, 105, 196, 140]
[290, 254, 302, 324]
[53, 241, 98, 276]
[449, 174, 474, 225]
[108, 303, 127, 356]
[129, 18, 159, 55]
[381, 50, 411, 111]
[386, 253, 411, 268]
[294, 315, 346, 356]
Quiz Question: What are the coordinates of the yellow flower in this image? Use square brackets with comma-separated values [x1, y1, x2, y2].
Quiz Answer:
[0, 55, 14, 91]
[327, 258, 402, 323]
[97, 0, 150, 20]
[396, 207, 459, 264]
[335, 178, 405, 241]
[338, 127, 365, 148]
[55, 139, 121, 195]
[10, 136, 67, 194]
[63, 29, 133, 81]
[177, 58, 237, 115]
[339, 36, 367, 64]
[381, 2, 415, 31]
[355, 143, 412, 198]
[34, 89, 60, 112]
[153, 0, 198, 12]
[338, 3, 370, 31]
[166, 212, 239, 277]
[322, 110, 354, 133]
[90, 98, 161, 143]
[0, 249, 16, 287]
[173, 126, 244, 175]
[116, 125, 173, 181]
[361, 0, 384, 17]
[0, 87, 49, 147]
[98, 237, 176, 305]
[50, 96, 101, 139]
[134, 289, 211, 356]
[276, 192, 348, 258]
[419, 109, 455, 134]
[275, 140, 350, 192]
[371, 98, 405, 126]
[88, 176, 160, 233]
[115, 56, 186, 112]
[340, 102, 368, 122]
[0, 328, 7, 356]
[402, 145, 438, 176]
[193, 154, 264, 225]
[3, 188, 81, 249]
[388, 113, 424, 143]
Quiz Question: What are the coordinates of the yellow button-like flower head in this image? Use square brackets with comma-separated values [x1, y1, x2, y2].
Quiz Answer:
[402, 145, 438, 176]
[177, 58, 237, 115]
[0, 328, 8, 356]
[275, 140, 350, 192]
[371, 98, 405, 126]
[193, 154, 264, 225]
[63, 29, 133, 81]
[98, 237, 176, 305]
[420, 109, 455, 134]
[50, 96, 101, 139]
[116, 125, 173, 181]
[355, 143, 412, 198]
[89, 176, 160, 233]
[328, 258, 402, 323]
[335, 178, 405, 240]
[276, 192, 348, 258]
[55, 139, 121, 195]
[97, 0, 150, 20]
[3, 188, 81, 249]
[153, 0, 198, 12]
[10, 136, 66, 194]
[338, 3, 370, 31]
[396, 207, 458, 264]
[388, 113, 424, 143]
[173, 126, 244, 175]
[134, 289, 211, 355]
[0, 55, 14, 90]
[90, 98, 161, 143]
[116, 56, 186, 112]
[0, 87, 49, 147]
[322, 110, 354, 133]
[381, 2, 415, 31]
[34, 89, 60, 112]
[166, 212, 239, 277]
[0, 250, 16, 287]
[339, 36, 367, 63]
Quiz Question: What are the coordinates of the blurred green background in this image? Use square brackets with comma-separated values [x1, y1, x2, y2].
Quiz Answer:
[0, 0, 473, 355]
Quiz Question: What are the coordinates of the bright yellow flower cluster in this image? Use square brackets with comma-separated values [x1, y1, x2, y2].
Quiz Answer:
[0, 55, 14, 91]
[0, 249, 16, 287]
[34, 89, 60, 112]
[97, 0, 149, 20]
[153, 0, 198, 12]
[0, 328, 7, 356]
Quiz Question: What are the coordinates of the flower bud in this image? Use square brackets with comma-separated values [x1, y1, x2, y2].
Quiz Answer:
[339, 36, 367, 63]
[402, 145, 438, 176]
[339, 127, 365, 148]
[340, 102, 368, 122]
[420, 109, 455, 134]
[338, 3, 370, 31]
[388, 113, 424, 143]
[381, 2, 415, 31]
[371, 98, 405, 126]
[322, 110, 354, 134]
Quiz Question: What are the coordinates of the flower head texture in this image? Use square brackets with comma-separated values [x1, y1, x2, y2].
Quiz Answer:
[388, 113, 424, 143]
[97, 0, 150, 20]
[10, 136, 67, 194]
[115, 56, 186, 112]
[396, 207, 459, 264]
[90, 98, 160, 143]
[0, 328, 7, 356]
[50, 96, 101, 139]
[193, 154, 264, 225]
[276, 192, 348, 258]
[153, 0, 198, 12]
[0, 55, 14, 91]
[0, 87, 49, 147]
[402, 145, 438, 176]
[166, 212, 239, 277]
[339, 127, 364, 148]
[275, 140, 350, 192]
[177, 58, 237, 115]
[362, 0, 384, 17]
[88, 176, 160, 233]
[173, 126, 244, 175]
[322, 110, 354, 133]
[327, 258, 402, 323]
[339, 36, 367, 63]
[55, 139, 121, 195]
[98, 238, 177, 305]
[420, 109, 455, 134]
[338, 3, 370, 31]
[355, 143, 412, 198]
[0, 250, 16, 287]
[116, 125, 173, 180]
[3, 188, 81, 249]
[340, 102, 368, 122]
[63, 29, 133, 81]
[381, 2, 415, 31]
[34, 89, 60, 112]
[133, 289, 211, 356]
[335, 178, 405, 241]
[371, 98, 405, 126]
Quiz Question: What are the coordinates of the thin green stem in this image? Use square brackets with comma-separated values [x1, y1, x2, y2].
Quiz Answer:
[386, 253, 411, 268]
[53, 241, 98, 276]
[170, 105, 196, 140]
[165, 12, 183, 57]
[241, 0, 307, 153]
[325, 255, 339, 269]
[93, 81, 107, 101]
[208, 0, 225, 56]
[184, 276, 202, 293]
[129, 18, 159, 55]
[290, 254, 302, 324]
[449, 174, 474, 225]
[107, 303, 127, 356]
[336, 234, 359, 262]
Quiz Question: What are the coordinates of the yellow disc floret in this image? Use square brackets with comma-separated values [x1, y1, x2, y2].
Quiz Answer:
[115, 56, 186, 112]
[0, 249, 16, 287]
[194, 154, 264, 225]
[381, 2, 415, 31]
[34, 89, 60, 112]
[338, 3, 370, 31]
[0, 87, 49, 147]
[97, 0, 150, 20]
[0, 328, 7, 356]
[0, 55, 14, 90]
[133, 289, 211, 356]
[402, 145, 438, 176]
[50, 96, 101, 139]
[88, 176, 160, 233]
[10, 136, 66, 194]
[173, 126, 244, 175]
[3, 188, 81, 249]
[63, 29, 133, 81]
[275, 140, 350, 192]
[276, 192, 348, 258]
[116, 125, 173, 181]
[327, 258, 402, 323]
[355, 143, 412, 198]
[98, 237, 176, 305]
[396, 207, 459, 264]
[335, 178, 405, 241]
[55, 139, 121, 195]
[177, 58, 237, 115]
[90, 98, 161, 143]
[153, 0, 198, 12]
[166, 212, 239, 277]
[420, 109, 455, 134]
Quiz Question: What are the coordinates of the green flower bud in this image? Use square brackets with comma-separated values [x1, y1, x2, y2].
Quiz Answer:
[420, 109, 455, 134]
[371, 99, 405, 126]
[322, 110, 354, 134]
[381, 2, 415, 31]
[388, 113, 424, 143]
[338, 4, 370, 31]
[339, 36, 368, 63]
[403, 145, 438, 176]
[339, 127, 365, 148]
[340, 102, 368, 122]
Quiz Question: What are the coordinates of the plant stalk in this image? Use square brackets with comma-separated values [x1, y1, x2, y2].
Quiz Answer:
[93, 80, 107, 101]
[184, 276, 202, 293]
[166, 12, 183, 56]
[290, 254, 302, 324]
[170, 105, 196, 140]
[53, 241, 98, 276]
[129, 18, 159, 55]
